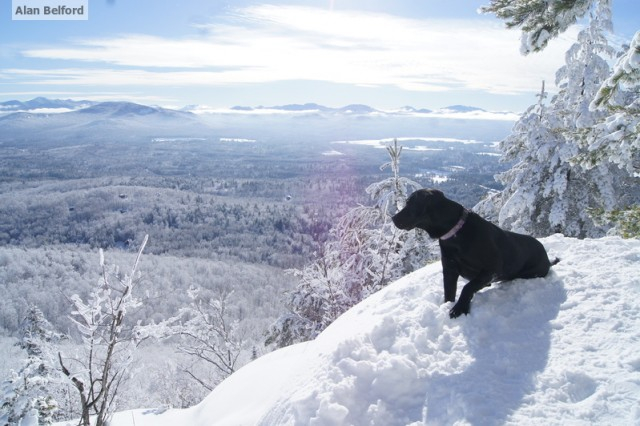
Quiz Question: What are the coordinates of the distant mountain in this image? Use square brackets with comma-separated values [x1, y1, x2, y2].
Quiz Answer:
[0, 101, 196, 123]
[0, 97, 95, 112]
[439, 105, 485, 113]
[76, 101, 195, 119]
[0, 98, 194, 118]
[222, 103, 492, 115]
[0, 97, 518, 147]
[338, 104, 378, 114]
[0, 100, 208, 144]
[230, 105, 255, 111]
[396, 106, 433, 114]
[228, 103, 364, 113]
[268, 103, 334, 112]
[1, 98, 507, 117]
[227, 103, 381, 114]
[235, 103, 488, 115]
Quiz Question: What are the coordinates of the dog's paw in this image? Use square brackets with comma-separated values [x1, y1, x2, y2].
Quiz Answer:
[449, 301, 470, 319]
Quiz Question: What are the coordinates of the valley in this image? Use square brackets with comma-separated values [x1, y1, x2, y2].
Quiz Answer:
[0, 98, 516, 409]
[0, 99, 514, 266]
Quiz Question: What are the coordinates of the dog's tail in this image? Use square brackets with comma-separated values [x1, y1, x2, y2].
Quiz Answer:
[550, 257, 560, 266]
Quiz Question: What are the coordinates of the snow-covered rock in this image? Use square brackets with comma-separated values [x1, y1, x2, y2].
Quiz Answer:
[65, 235, 640, 426]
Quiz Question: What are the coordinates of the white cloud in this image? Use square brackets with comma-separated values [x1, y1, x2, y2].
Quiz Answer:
[10, 5, 578, 96]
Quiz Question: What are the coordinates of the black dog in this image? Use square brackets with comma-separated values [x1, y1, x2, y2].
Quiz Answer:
[392, 189, 558, 318]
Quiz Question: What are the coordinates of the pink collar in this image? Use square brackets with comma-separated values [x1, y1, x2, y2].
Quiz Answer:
[440, 209, 469, 240]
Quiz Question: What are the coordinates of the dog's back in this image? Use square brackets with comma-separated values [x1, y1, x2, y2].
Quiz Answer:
[440, 211, 554, 281]
[498, 227, 556, 280]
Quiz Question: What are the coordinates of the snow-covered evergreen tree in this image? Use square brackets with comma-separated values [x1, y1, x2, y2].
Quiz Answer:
[481, 0, 596, 54]
[267, 140, 436, 347]
[583, 30, 640, 176]
[1, 306, 66, 425]
[475, 82, 553, 233]
[579, 30, 640, 237]
[477, 1, 629, 237]
[482, 0, 637, 173]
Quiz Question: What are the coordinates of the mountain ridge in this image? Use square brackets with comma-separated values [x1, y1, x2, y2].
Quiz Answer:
[76, 101, 196, 119]
[0, 97, 506, 116]
[0, 97, 519, 146]
[0, 97, 95, 112]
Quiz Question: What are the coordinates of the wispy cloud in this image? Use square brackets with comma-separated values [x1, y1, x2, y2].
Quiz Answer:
[8, 5, 577, 96]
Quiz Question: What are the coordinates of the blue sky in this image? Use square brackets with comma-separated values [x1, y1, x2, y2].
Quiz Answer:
[1, 0, 638, 111]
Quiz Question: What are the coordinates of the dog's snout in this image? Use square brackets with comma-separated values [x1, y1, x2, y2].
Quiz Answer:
[392, 209, 410, 230]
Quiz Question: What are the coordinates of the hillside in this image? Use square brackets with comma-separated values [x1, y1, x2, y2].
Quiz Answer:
[71, 234, 640, 425]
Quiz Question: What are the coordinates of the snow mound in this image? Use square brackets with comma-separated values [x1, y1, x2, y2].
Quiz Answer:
[100, 235, 640, 426]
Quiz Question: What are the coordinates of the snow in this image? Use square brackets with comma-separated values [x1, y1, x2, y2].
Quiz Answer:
[322, 150, 345, 156]
[219, 137, 258, 143]
[413, 173, 449, 184]
[331, 137, 483, 148]
[56, 235, 640, 426]
[151, 137, 207, 142]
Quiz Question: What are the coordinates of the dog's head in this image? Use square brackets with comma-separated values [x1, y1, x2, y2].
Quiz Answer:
[392, 188, 447, 232]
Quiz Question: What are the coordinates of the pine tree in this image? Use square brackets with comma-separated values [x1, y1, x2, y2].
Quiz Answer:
[481, 0, 595, 54]
[538, 1, 622, 236]
[477, 1, 630, 237]
[475, 82, 553, 233]
[583, 30, 640, 177]
[579, 31, 640, 236]
[480, 0, 639, 237]
[1, 306, 66, 425]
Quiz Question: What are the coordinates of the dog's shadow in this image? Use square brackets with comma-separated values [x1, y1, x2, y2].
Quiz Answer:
[423, 272, 566, 425]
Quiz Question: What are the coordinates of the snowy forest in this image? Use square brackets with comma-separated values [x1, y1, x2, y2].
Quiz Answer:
[1, 0, 639, 424]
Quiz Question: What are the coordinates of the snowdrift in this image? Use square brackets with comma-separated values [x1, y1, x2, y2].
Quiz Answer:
[78, 235, 640, 425]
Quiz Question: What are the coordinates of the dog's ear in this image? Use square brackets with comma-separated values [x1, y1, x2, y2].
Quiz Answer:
[416, 189, 444, 205]
[428, 189, 444, 198]
[421, 189, 449, 217]
[407, 189, 444, 211]
[406, 189, 423, 204]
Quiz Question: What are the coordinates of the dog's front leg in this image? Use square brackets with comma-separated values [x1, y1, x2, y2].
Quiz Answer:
[449, 271, 493, 319]
[441, 256, 459, 303]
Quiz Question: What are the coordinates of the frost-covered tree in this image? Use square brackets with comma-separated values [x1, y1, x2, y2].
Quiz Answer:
[136, 286, 245, 391]
[476, 83, 554, 232]
[579, 31, 640, 236]
[1, 306, 66, 425]
[267, 140, 436, 347]
[583, 30, 640, 176]
[477, 1, 629, 237]
[481, 0, 596, 54]
[58, 236, 148, 426]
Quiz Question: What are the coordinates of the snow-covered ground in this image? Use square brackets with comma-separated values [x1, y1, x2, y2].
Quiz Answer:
[58, 235, 640, 425]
